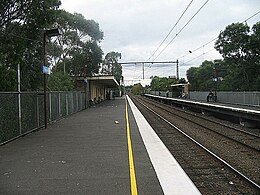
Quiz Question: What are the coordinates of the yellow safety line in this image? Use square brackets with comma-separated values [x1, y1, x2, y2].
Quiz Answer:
[125, 98, 138, 195]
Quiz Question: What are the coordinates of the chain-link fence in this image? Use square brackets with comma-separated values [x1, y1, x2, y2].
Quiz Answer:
[0, 91, 86, 144]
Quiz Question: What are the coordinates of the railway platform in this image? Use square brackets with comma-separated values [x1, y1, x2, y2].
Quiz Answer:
[0, 96, 200, 194]
[145, 94, 260, 126]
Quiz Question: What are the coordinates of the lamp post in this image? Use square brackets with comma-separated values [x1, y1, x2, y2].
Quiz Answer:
[43, 28, 61, 129]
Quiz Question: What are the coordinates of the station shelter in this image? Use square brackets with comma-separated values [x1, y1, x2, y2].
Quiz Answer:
[170, 83, 190, 98]
[77, 75, 119, 105]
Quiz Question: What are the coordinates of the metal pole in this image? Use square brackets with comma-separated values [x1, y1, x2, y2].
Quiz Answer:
[36, 91, 40, 127]
[142, 63, 144, 80]
[17, 63, 22, 134]
[176, 59, 179, 80]
[43, 32, 48, 128]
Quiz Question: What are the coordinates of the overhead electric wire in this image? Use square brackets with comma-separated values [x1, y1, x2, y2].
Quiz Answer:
[137, 9, 260, 80]
[152, 0, 210, 61]
[183, 48, 215, 64]
[178, 9, 260, 60]
[244, 10, 260, 22]
[178, 37, 217, 59]
[147, 0, 194, 61]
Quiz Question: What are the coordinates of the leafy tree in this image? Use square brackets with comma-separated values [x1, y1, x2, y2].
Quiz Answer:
[51, 10, 103, 67]
[1, 0, 33, 27]
[0, 0, 61, 91]
[215, 22, 260, 90]
[187, 60, 228, 91]
[0, 0, 60, 28]
[51, 10, 104, 85]
[150, 76, 179, 91]
[131, 83, 144, 95]
[0, 2, 105, 91]
[102, 51, 122, 84]
[187, 22, 260, 91]
[48, 72, 74, 91]
[58, 41, 103, 80]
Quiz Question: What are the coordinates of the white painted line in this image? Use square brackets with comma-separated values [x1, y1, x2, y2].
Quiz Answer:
[127, 96, 201, 195]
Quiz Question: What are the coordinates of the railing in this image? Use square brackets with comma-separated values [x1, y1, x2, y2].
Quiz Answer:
[189, 91, 260, 106]
[0, 91, 86, 145]
[148, 91, 260, 107]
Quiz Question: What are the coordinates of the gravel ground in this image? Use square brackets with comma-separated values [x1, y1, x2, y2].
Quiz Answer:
[130, 95, 260, 194]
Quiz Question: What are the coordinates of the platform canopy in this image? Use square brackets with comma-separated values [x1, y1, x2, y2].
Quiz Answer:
[86, 75, 119, 88]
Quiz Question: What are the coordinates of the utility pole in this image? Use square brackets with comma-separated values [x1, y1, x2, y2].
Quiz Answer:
[142, 63, 144, 79]
[176, 59, 179, 80]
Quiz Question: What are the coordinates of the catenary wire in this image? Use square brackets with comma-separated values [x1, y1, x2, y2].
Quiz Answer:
[178, 9, 260, 60]
[152, 0, 210, 61]
[147, 0, 194, 61]
[134, 9, 260, 80]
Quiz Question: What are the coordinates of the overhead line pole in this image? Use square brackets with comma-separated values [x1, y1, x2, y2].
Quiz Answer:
[119, 60, 179, 80]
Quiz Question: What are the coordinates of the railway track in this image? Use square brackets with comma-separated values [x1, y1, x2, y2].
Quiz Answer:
[129, 95, 260, 194]
[142, 96, 260, 151]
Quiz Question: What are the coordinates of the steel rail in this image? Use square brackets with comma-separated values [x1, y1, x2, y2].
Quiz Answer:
[134, 97, 260, 190]
[142, 97, 260, 152]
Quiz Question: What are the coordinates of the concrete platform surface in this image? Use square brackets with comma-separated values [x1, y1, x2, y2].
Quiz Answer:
[0, 97, 163, 194]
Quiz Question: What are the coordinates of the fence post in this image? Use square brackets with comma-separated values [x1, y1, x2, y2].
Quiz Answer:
[66, 92, 69, 116]
[17, 64, 22, 135]
[49, 92, 52, 122]
[18, 93, 22, 135]
[36, 91, 40, 127]
[75, 92, 79, 112]
[71, 92, 74, 113]
[58, 92, 61, 117]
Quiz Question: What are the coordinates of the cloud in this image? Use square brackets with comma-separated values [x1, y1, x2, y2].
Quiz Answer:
[61, 0, 260, 84]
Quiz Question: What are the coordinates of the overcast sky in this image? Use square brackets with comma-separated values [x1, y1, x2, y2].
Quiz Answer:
[61, 0, 260, 86]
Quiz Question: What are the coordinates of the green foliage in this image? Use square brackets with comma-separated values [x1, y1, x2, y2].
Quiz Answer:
[131, 83, 144, 95]
[0, 0, 61, 28]
[150, 76, 179, 91]
[187, 60, 229, 91]
[214, 22, 260, 91]
[102, 51, 122, 84]
[0, 0, 61, 91]
[0, 64, 17, 91]
[52, 10, 104, 82]
[187, 60, 214, 91]
[0, 1, 104, 91]
[187, 22, 260, 91]
[48, 72, 75, 91]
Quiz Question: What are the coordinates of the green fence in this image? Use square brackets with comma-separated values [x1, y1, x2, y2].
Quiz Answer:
[0, 91, 86, 144]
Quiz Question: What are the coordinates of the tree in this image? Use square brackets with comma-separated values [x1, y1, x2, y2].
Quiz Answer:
[188, 22, 260, 91]
[215, 22, 260, 90]
[0, 0, 61, 91]
[0, 2, 105, 91]
[0, 0, 61, 28]
[48, 72, 74, 91]
[102, 51, 122, 84]
[1, 0, 32, 27]
[51, 10, 104, 84]
[131, 83, 144, 95]
[187, 60, 228, 91]
[51, 10, 103, 67]
[150, 76, 179, 91]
